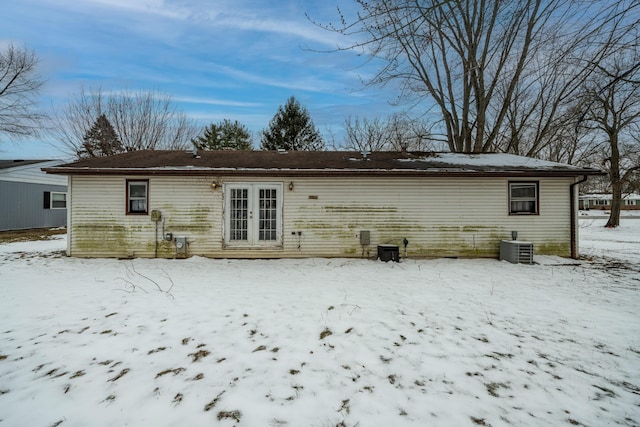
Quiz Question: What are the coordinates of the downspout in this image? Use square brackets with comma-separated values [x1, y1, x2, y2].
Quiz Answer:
[570, 175, 589, 259]
[66, 175, 72, 257]
[154, 219, 158, 258]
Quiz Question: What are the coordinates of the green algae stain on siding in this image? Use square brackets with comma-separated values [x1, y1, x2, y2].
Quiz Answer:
[323, 205, 398, 213]
[166, 224, 212, 232]
[537, 241, 570, 256]
[145, 241, 175, 258]
[74, 224, 128, 255]
[461, 225, 503, 233]
[189, 206, 212, 223]
[341, 247, 358, 255]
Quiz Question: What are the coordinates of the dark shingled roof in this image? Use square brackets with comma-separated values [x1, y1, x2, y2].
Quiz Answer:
[42, 150, 604, 177]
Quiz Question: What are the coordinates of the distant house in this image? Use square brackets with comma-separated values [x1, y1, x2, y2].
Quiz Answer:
[44, 150, 603, 259]
[0, 160, 68, 231]
[579, 193, 640, 210]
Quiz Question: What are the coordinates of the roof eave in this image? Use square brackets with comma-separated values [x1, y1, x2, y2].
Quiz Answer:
[42, 167, 605, 178]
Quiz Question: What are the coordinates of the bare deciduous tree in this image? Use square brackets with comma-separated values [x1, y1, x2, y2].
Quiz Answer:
[343, 116, 388, 152]
[579, 54, 640, 227]
[51, 87, 198, 158]
[314, 0, 638, 154]
[343, 114, 432, 152]
[0, 43, 45, 139]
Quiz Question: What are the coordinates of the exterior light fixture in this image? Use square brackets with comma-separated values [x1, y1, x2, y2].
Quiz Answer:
[288, 182, 294, 191]
[211, 181, 219, 190]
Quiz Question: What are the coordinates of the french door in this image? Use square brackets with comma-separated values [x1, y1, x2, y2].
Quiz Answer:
[224, 183, 282, 247]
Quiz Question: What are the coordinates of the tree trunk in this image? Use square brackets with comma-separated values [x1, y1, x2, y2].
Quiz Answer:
[606, 178, 622, 228]
[605, 133, 621, 228]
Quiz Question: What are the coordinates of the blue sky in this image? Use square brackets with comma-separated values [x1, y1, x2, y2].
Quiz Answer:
[1, 0, 404, 158]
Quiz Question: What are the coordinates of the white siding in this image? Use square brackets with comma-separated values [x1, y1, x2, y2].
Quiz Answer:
[69, 175, 574, 258]
[69, 175, 220, 257]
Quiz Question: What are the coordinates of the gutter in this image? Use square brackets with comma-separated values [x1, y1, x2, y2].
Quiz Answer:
[570, 175, 589, 259]
[41, 167, 601, 179]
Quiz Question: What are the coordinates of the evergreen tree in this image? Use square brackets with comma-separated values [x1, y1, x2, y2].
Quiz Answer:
[192, 119, 252, 150]
[260, 96, 324, 151]
[80, 114, 123, 158]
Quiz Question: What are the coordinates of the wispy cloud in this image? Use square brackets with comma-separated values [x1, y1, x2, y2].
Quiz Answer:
[208, 63, 340, 93]
[207, 14, 342, 48]
[57, 0, 189, 20]
[173, 96, 262, 108]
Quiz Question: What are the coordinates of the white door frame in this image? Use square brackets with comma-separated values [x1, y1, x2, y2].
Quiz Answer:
[223, 182, 283, 248]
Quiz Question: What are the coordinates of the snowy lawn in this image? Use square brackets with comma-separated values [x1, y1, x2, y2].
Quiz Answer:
[580, 216, 640, 264]
[0, 221, 638, 427]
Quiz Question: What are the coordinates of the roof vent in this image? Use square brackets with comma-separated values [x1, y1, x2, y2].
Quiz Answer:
[361, 151, 369, 159]
[191, 147, 200, 159]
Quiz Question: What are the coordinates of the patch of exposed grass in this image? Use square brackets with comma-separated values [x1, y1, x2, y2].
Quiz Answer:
[485, 382, 509, 397]
[338, 399, 350, 414]
[320, 328, 332, 339]
[217, 410, 241, 422]
[172, 393, 183, 405]
[188, 349, 210, 362]
[156, 368, 185, 378]
[204, 391, 225, 412]
[69, 370, 85, 379]
[109, 368, 130, 382]
[0, 228, 66, 243]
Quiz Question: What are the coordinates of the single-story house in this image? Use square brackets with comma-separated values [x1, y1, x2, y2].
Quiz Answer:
[579, 193, 640, 210]
[44, 150, 603, 259]
[0, 159, 68, 231]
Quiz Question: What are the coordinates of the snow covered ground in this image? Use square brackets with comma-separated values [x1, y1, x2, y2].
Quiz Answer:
[0, 220, 638, 427]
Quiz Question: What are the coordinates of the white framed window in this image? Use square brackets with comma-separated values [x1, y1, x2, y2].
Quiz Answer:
[51, 192, 67, 209]
[594, 199, 609, 206]
[43, 191, 67, 209]
[127, 180, 148, 214]
[509, 182, 539, 215]
[224, 183, 282, 247]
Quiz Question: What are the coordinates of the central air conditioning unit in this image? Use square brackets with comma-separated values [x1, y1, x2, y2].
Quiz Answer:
[500, 240, 533, 264]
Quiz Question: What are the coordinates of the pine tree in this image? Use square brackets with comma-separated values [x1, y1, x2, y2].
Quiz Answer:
[192, 119, 252, 150]
[80, 114, 123, 158]
[260, 96, 324, 151]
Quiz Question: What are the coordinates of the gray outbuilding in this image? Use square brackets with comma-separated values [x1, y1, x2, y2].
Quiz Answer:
[0, 160, 68, 231]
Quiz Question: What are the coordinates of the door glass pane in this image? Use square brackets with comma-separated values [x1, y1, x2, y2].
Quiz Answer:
[258, 188, 277, 241]
[230, 188, 248, 241]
